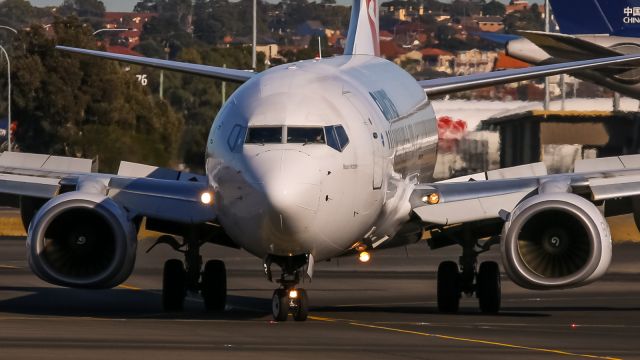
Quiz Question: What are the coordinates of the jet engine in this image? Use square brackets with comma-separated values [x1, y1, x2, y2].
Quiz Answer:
[27, 191, 137, 289]
[501, 193, 612, 290]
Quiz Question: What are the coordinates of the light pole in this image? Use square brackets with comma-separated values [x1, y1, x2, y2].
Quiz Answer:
[544, 0, 550, 111]
[0, 45, 11, 152]
[92, 28, 129, 36]
[252, 0, 257, 70]
[0, 26, 17, 35]
[0, 26, 17, 152]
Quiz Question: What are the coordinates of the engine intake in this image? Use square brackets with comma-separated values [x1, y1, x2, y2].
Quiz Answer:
[501, 193, 612, 290]
[27, 191, 137, 289]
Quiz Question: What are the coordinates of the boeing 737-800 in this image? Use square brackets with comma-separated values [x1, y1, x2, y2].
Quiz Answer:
[4, 0, 640, 321]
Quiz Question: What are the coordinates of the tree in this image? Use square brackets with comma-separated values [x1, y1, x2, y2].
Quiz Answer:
[503, 5, 544, 33]
[482, 0, 506, 16]
[9, 17, 183, 172]
[0, 0, 33, 28]
[58, 0, 106, 18]
[134, 0, 158, 13]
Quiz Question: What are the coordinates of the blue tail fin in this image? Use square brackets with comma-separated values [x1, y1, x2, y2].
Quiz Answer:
[550, 0, 640, 37]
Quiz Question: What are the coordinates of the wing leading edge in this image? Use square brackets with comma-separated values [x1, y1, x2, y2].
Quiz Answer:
[419, 53, 640, 96]
[56, 46, 254, 83]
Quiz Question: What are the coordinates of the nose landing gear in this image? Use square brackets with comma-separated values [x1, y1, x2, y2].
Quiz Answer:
[272, 287, 309, 322]
[265, 254, 311, 321]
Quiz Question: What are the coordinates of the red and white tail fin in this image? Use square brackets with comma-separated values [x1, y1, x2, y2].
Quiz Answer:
[344, 0, 380, 56]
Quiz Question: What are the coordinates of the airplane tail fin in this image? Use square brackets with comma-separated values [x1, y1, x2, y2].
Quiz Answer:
[550, 0, 640, 37]
[344, 0, 380, 56]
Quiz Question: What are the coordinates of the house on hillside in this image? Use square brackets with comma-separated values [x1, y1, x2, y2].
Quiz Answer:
[474, 16, 504, 32]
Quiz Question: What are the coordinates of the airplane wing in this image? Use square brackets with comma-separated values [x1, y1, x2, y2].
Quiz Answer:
[56, 46, 254, 83]
[419, 53, 640, 96]
[516, 31, 621, 60]
[412, 155, 640, 226]
[0, 152, 215, 224]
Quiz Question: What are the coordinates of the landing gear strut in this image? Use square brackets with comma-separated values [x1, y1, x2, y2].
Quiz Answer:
[266, 254, 310, 322]
[153, 231, 227, 312]
[434, 226, 501, 314]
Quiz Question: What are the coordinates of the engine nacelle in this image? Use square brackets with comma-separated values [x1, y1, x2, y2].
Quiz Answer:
[501, 193, 612, 290]
[27, 191, 137, 289]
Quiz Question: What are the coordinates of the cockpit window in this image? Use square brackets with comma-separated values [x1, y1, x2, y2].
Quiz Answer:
[325, 125, 350, 152]
[287, 127, 325, 144]
[245, 127, 283, 144]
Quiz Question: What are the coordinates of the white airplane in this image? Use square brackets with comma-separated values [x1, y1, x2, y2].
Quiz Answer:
[5, 0, 640, 321]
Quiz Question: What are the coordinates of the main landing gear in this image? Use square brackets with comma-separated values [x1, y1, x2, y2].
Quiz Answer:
[431, 225, 501, 314]
[265, 254, 310, 322]
[150, 233, 227, 312]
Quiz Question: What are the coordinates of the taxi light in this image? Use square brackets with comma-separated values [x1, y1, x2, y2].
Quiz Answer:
[358, 251, 371, 263]
[422, 193, 440, 205]
[289, 289, 298, 299]
[200, 191, 213, 205]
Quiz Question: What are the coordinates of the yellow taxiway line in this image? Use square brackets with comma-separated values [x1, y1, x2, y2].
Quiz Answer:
[0, 264, 20, 269]
[309, 316, 621, 360]
[116, 284, 142, 291]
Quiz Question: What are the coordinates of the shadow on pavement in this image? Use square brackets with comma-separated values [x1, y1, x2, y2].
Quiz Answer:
[0, 286, 271, 320]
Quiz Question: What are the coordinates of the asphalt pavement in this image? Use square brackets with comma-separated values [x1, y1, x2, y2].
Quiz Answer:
[0, 237, 639, 360]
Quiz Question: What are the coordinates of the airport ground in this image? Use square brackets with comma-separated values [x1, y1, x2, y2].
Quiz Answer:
[0, 228, 639, 360]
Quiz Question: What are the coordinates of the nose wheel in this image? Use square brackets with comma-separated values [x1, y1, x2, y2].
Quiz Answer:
[271, 287, 309, 321]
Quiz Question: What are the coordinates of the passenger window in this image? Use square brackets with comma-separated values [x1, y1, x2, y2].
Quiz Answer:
[324, 125, 350, 152]
[246, 127, 283, 144]
[288, 127, 325, 144]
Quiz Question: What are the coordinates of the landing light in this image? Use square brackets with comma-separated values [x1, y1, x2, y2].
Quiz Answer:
[359, 251, 371, 263]
[422, 193, 440, 205]
[200, 191, 213, 205]
[289, 289, 298, 299]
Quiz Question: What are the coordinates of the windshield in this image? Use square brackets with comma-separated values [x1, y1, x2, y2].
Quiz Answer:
[287, 127, 325, 144]
[245, 127, 283, 144]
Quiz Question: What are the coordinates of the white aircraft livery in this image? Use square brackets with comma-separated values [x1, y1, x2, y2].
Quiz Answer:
[4, 0, 640, 321]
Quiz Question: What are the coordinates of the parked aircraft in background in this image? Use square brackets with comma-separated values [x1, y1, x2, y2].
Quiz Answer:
[503, 0, 640, 98]
[2, 0, 640, 321]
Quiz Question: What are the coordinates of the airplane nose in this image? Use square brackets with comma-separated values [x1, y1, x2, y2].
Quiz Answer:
[246, 150, 322, 249]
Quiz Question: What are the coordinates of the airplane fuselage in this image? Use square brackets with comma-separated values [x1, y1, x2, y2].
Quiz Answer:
[206, 55, 438, 260]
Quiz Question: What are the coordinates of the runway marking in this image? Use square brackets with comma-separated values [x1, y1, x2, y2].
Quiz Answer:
[307, 316, 337, 322]
[117, 284, 141, 291]
[0, 264, 20, 269]
[310, 317, 621, 360]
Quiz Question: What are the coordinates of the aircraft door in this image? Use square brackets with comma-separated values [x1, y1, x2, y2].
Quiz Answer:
[345, 94, 383, 189]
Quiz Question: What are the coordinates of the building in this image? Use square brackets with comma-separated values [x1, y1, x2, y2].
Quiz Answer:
[480, 98, 640, 171]
[474, 16, 504, 32]
[451, 49, 498, 76]
[102, 12, 157, 50]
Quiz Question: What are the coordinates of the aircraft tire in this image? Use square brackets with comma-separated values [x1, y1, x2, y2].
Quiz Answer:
[162, 259, 186, 311]
[272, 289, 289, 322]
[477, 261, 501, 314]
[437, 261, 461, 313]
[292, 289, 309, 322]
[201, 260, 227, 311]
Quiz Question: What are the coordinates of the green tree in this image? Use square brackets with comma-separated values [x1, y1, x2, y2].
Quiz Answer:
[503, 5, 544, 33]
[134, 0, 158, 13]
[58, 0, 106, 18]
[482, 0, 506, 16]
[9, 17, 183, 172]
